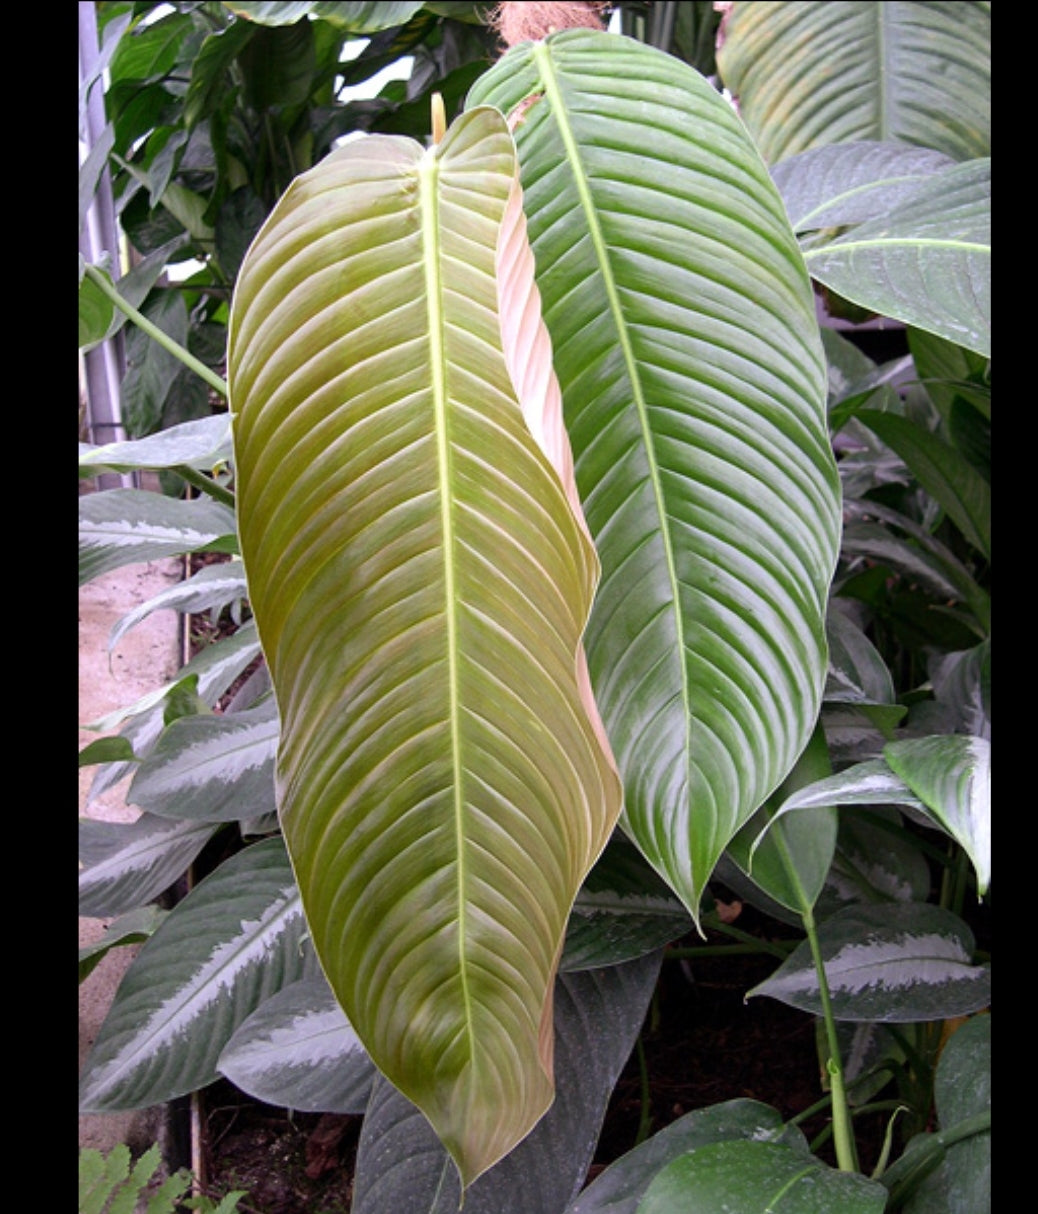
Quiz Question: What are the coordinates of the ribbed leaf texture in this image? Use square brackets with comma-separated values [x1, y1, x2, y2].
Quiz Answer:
[717, 1, 991, 165]
[227, 106, 622, 1187]
[468, 30, 842, 920]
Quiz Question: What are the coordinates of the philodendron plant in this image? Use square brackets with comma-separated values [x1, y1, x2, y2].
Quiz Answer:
[80, 6, 990, 1212]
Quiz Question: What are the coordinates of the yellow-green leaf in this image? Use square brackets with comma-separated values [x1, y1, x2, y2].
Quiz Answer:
[227, 107, 622, 1188]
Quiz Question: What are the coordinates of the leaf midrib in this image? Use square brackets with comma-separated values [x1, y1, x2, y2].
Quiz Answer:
[419, 147, 474, 1047]
[531, 40, 689, 724]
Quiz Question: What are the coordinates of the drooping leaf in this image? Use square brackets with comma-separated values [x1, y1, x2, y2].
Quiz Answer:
[772, 141, 957, 234]
[218, 975, 376, 1113]
[79, 837, 311, 1111]
[129, 699, 279, 822]
[79, 488, 238, 585]
[227, 106, 622, 1187]
[717, 1, 991, 165]
[468, 28, 841, 924]
[79, 813, 218, 917]
[883, 735, 990, 895]
[79, 414, 233, 478]
[748, 902, 990, 1022]
[107, 559, 247, 653]
[636, 1138, 888, 1214]
[802, 159, 990, 358]
[350, 954, 663, 1214]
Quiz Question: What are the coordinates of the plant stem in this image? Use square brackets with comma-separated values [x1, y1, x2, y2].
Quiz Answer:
[175, 464, 236, 508]
[880, 1109, 990, 1209]
[802, 904, 860, 1173]
[83, 263, 229, 399]
[665, 940, 793, 962]
[694, 917, 797, 960]
[634, 1036, 653, 1145]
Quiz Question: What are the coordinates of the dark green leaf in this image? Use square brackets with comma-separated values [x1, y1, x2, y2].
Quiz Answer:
[854, 408, 990, 560]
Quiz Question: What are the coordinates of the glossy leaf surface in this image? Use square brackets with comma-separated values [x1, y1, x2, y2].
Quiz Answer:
[469, 29, 841, 922]
[567, 1099, 803, 1214]
[637, 1138, 887, 1214]
[802, 159, 991, 358]
[884, 735, 990, 894]
[228, 106, 621, 1185]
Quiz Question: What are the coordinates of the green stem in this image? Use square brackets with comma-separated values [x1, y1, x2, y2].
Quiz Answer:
[880, 1110, 990, 1209]
[83, 263, 229, 399]
[175, 463, 236, 508]
[802, 904, 860, 1173]
[695, 917, 797, 960]
[634, 1036, 653, 1146]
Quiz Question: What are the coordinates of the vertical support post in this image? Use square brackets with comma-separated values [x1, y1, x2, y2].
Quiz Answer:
[79, 1, 134, 488]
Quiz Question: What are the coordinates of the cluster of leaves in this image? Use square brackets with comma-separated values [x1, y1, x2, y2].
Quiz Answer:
[80, 3, 990, 1212]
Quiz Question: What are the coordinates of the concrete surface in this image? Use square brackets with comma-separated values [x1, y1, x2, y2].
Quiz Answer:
[79, 550, 185, 1163]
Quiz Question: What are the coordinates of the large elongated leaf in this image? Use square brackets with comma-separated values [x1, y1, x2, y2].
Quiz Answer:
[717, 1, 991, 165]
[884, 735, 990, 895]
[78, 837, 310, 1111]
[227, 107, 622, 1187]
[567, 1099, 804, 1214]
[637, 1138, 887, 1214]
[469, 30, 841, 921]
[79, 414, 233, 478]
[218, 975, 376, 1113]
[771, 141, 956, 234]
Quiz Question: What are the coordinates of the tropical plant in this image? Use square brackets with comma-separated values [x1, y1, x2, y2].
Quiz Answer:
[79, 3, 990, 1211]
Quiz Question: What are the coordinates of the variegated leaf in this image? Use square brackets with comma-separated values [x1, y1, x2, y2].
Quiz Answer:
[79, 488, 237, 585]
[108, 559, 248, 652]
[748, 903, 990, 1022]
[129, 699, 279, 822]
[218, 975, 375, 1113]
[884, 734, 990, 895]
[79, 813, 219, 917]
[79, 837, 310, 1111]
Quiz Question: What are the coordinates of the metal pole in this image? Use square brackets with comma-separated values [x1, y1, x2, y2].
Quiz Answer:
[79, 1, 133, 488]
